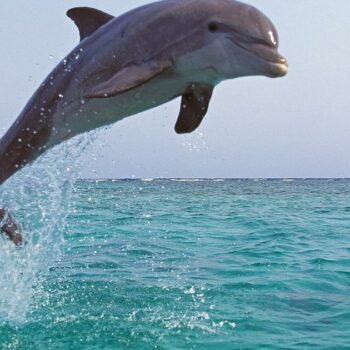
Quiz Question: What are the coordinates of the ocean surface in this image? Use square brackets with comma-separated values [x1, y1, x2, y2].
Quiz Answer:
[1, 178, 350, 349]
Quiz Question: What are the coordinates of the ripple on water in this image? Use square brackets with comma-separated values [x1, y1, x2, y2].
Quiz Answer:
[1, 179, 350, 349]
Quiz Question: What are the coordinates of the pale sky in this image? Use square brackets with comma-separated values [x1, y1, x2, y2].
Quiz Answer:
[0, 0, 350, 178]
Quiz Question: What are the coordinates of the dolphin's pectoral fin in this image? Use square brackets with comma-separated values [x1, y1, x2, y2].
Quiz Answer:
[67, 7, 115, 41]
[175, 84, 214, 134]
[85, 60, 172, 99]
[0, 209, 23, 246]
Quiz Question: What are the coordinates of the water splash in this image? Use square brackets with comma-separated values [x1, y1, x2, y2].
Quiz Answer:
[182, 132, 208, 153]
[0, 133, 96, 324]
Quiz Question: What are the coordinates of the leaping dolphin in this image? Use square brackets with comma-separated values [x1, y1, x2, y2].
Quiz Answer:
[0, 0, 288, 245]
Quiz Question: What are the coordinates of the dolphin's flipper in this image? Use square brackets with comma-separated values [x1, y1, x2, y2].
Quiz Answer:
[0, 209, 23, 246]
[175, 84, 214, 134]
[85, 60, 172, 99]
[67, 7, 115, 41]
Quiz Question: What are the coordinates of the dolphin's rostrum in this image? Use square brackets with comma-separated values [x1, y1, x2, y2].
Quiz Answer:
[0, 0, 288, 244]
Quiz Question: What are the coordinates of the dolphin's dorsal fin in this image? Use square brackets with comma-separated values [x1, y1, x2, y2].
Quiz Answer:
[175, 84, 214, 134]
[67, 7, 114, 41]
[85, 59, 172, 99]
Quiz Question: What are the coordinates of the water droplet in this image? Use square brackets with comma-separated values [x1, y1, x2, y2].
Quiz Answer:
[185, 286, 196, 295]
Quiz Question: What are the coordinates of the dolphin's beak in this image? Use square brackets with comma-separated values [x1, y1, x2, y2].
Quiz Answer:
[268, 56, 288, 77]
[228, 37, 288, 78]
[240, 42, 288, 77]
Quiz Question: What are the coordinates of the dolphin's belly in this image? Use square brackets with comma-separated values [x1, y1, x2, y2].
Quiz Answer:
[48, 75, 187, 147]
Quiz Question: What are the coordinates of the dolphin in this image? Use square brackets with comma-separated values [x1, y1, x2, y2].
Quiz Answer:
[0, 0, 288, 244]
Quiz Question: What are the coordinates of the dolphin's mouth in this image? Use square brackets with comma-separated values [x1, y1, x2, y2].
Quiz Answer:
[227, 37, 288, 77]
[267, 61, 288, 78]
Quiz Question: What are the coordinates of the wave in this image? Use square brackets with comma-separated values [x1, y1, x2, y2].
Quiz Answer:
[0, 133, 96, 324]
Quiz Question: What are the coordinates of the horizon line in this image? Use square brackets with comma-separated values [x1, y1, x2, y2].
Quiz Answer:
[77, 177, 350, 181]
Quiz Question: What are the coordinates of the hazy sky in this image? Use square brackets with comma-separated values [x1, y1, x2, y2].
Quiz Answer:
[0, 0, 350, 178]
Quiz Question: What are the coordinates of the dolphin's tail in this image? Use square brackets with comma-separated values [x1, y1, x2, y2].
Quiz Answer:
[0, 209, 23, 246]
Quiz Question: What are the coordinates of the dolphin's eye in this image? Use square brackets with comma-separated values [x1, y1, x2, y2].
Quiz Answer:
[208, 22, 219, 33]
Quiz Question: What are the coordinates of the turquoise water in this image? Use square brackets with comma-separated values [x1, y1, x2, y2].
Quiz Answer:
[1, 179, 350, 349]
